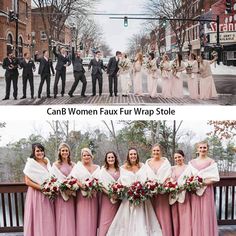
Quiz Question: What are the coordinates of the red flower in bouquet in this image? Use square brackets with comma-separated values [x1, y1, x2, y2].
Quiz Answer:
[144, 180, 163, 198]
[81, 178, 103, 198]
[59, 177, 79, 198]
[184, 175, 205, 193]
[41, 176, 60, 200]
[163, 178, 180, 199]
[108, 182, 127, 204]
[127, 181, 147, 206]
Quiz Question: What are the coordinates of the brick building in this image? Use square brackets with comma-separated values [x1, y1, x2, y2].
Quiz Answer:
[31, 7, 73, 56]
[0, 0, 31, 63]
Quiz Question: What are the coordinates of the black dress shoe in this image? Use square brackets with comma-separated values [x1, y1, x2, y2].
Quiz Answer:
[68, 93, 74, 97]
[2, 97, 9, 101]
[20, 96, 26, 99]
[54, 95, 57, 98]
[81, 95, 87, 97]
[109, 95, 113, 97]
[47, 95, 52, 98]
[14, 97, 17, 100]
[99, 93, 102, 96]
[91, 94, 96, 97]
[38, 95, 41, 99]
[61, 94, 64, 97]
[31, 96, 34, 99]
[115, 94, 118, 97]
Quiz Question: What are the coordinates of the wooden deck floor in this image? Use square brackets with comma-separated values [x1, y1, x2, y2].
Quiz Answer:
[1, 226, 236, 236]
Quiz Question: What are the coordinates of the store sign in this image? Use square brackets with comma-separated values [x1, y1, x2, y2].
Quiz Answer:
[210, 32, 236, 43]
[210, 22, 236, 32]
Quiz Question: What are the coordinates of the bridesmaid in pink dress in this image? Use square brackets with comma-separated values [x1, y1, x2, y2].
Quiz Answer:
[161, 54, 172, 98]
[145, 144, 173, 236]
[198, 55, 218, 100]
[170, 150, 192, 236]
[98, 151, 120, 236]
[23, 143, 56, 236]
[189, 141, 219, 236]
[52, 143, 76, 236]
[70, 148, 100, 236]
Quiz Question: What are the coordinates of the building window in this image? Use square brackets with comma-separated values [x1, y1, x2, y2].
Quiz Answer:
[40, 31, 47, 41]
[25, 3, 29, 18]
[7, 33, 14, 54]
[18, 36, 23, 57]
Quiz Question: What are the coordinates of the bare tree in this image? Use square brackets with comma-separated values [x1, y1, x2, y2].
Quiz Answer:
[145, 0, 192, 54]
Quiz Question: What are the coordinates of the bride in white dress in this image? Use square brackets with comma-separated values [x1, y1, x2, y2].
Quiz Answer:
[107, 148, 162, 236]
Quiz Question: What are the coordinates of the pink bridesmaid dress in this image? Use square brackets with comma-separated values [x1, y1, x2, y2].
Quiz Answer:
[133, 61, 143, 95]
[98, 172, 120, 236]
[161, 61, 172, 98]
[171, 167, 192, 236]
[190, 159, 218, 236]
[55, 163, 75, 236]
[76, 172, 99, 236]
[24, 163, 56, 236]
[187, 60, 199, 99]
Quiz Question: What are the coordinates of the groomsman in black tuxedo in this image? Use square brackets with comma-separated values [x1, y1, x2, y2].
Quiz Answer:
[53, 46, 71, 98]
[88, 51, 105, 96]
[68, 47, 87, 97]
[107, 51, 122, 97]
[35, 50, 55, 98]
[19, 52, 36, 99]
[2, 50, 19, 100]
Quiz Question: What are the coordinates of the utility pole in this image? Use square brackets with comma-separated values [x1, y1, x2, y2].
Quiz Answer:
[15, 0, 19, 57]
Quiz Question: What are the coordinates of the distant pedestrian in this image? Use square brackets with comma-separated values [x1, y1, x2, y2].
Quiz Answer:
[53, 46, 71, 98]
[68, 48, 87, 97]
[2, 50, 19, 100]
[35, 50, 55, 98]
[19, 52, 36, 99]
[88, 51, 105, 96]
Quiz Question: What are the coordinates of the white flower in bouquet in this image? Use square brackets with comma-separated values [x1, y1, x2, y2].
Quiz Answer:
[41, 176, 60, 200]
[81, 178, 103, 198]
[119, 60, 130, 72]
[186, 63, 193, 75]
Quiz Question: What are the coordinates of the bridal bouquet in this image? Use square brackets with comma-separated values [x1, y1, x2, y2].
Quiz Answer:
[108, 182, 127, 204]
[119, 60, 129, 71]
[163, 179, 180, 199]
[144, 180, 163, 198]
[127, 181, 147, 206]
[145, 61, 153, 70]
[159, 62, 164, 74]
[171, 63, 178, 75]
[186, 63, 193, 74]
[41, 176, 60, 200]
[59, 177, 79, 197]
[81, 178, 103, 198]
[184, 175, 205, 193]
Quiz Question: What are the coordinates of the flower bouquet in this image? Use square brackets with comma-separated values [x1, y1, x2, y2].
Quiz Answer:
[119, 60, 129, 72]
[144, 180, 163, 198]
[108, 182, 127, 204]
[171, 63, 177, 76]
[41, 176, 60, 200]
[184, 175, 205, 193]
[59, 177, 79, 199]
[159, 63, 164, 74]
[127, 181, 147, 206]
[186, 63, 193, 74]
[163, 179, 180, 199]
[145, 61, 153, 70]
[81, 178, 103, 198]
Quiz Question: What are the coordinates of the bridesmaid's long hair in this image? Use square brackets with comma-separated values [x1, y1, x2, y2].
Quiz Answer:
[30, 143, 47, 164]
[104, 151, 119, 171]
[57, 143, 72, 165]
[175, 149, 185, 157]
[125, 147, 140, 167]
[177, 54, 182, 67]
[135, 53, 143, 64]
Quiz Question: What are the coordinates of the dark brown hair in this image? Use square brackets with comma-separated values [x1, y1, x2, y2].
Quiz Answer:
[104, 151, 119, 171]
[175, 149, 185, 157]
[30, 143, 47, 164]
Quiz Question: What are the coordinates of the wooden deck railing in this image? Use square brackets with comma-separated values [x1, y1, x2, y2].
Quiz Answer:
[0, 176, 236, 232]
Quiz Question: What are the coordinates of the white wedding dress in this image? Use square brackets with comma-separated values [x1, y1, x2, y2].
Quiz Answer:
[107, 164, 162, 236]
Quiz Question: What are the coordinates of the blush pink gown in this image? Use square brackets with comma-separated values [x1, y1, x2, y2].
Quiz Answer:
[98, 172, 120, 236]
[24, 163, 56, 236]
[76, 175, 99, 236]
[190, 159, 218, 236]
[171, 166, 192, 236]
[55, 163, 75, 236]
[161, 61, 172, 98]
[187, 60, 199, 99]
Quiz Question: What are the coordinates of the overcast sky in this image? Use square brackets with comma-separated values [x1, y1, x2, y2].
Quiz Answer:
[0, 120, 216, 147]
[94, 0, 145, 53]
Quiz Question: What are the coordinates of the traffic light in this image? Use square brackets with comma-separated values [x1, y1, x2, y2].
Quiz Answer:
[124, 16, 128, 27]
[9, 10, 15, 22]
[226, 0, 232, 13]
[160, 17, 167, 28]
[79, 42, 83, 50]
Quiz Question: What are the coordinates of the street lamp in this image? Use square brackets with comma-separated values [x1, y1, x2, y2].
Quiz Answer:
[31, 31, 36, 58]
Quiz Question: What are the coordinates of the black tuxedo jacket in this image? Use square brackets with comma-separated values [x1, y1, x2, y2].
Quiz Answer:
[19, 59, 36, 77]
[88, 58, 105, 75]
[107, 56, 119, 76]
[2, 57, 19, 77]
[53, 47, 71, 71]
[35, 55, 55, 76]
